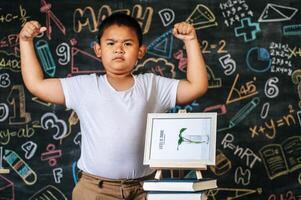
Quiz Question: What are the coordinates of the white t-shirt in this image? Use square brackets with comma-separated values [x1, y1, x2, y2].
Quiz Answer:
[60, 73, 179, 179]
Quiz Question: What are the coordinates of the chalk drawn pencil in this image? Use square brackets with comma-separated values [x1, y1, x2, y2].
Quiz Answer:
[3, 149, 37, 185]
[35, 40, 56, 77]
[218, 97, 260, 132]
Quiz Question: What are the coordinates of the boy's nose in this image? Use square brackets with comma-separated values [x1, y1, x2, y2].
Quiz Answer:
[114, 46, 124, 54]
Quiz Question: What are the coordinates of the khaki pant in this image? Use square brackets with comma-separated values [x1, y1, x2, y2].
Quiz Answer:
[72, 172, 152, 200]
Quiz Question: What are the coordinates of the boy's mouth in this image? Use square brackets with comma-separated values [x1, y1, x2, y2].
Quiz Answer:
[113, 56, 125, 61]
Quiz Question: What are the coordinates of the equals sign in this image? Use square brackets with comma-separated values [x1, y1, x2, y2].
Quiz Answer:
[210, 44, 217, 49]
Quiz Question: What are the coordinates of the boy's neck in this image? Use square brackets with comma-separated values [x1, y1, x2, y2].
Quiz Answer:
[105, 73, 134, 91]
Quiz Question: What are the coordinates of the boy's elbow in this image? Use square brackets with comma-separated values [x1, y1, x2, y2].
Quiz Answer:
[177, 80, 208, 104]
[26, 84, 41, 97]
[23, 78, 39, 95]
[21, 74, 41, 94]
[199, 87, 208, 97]
[196, 81, 208, 97]
[22, 80, 34, 94]
[23, 79, 45, 99]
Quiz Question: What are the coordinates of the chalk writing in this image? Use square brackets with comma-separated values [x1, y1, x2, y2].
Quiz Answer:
[221, 133, 261, 168]
[249, 105, 296, 139]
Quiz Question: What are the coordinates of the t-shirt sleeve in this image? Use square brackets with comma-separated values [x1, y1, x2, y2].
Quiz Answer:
[60, 75, 92, 110]
[154, 74, 179, 111]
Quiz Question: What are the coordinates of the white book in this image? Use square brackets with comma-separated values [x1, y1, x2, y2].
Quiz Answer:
[143, 178, 217, 192]
[147, 191, 208, 200]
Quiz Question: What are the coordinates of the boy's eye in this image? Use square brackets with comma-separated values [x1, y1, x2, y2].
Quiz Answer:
[107, 42, 114, 45]
[124, 42, 132, 46]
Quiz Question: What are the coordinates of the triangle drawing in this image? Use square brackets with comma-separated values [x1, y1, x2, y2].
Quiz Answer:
[147, 29, 174, 59]
[153, 39, 168, 53]
[258, 3, 298, 22]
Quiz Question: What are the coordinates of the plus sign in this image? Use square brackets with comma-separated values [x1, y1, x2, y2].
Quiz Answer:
[235, 17, 260, 42]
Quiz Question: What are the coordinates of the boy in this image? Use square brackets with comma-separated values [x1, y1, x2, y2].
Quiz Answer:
[19, 13, 208, 200]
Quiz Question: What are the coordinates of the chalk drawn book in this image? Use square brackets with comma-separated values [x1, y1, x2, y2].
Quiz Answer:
[259, 136, 301, 180]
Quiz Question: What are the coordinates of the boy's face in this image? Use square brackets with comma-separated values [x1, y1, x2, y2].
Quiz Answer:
[94, 24, 145, 76]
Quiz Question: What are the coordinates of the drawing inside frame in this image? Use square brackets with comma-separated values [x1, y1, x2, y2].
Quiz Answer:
[144, 112, 217, 168]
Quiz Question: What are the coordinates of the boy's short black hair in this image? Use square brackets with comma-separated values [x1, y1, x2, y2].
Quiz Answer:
[97, 12, 143, 46]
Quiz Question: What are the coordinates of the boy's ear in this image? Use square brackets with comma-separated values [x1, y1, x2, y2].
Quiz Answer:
[93, 42, 101, 58]
[138, 45, 146, 59]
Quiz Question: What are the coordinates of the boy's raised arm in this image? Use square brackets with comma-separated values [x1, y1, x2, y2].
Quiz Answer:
[172, 22, 208, 105]
[20, 21, 65, 105]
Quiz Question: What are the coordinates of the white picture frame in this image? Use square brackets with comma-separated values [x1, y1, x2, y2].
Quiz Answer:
[143, 112, 217, 168]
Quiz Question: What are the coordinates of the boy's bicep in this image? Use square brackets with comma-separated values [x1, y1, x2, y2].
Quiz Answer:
[35, 78, 65, 105]
[176, 80, 200, 105]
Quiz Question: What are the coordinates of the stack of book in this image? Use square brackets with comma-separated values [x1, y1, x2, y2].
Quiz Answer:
[143, 178, 217, 200]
